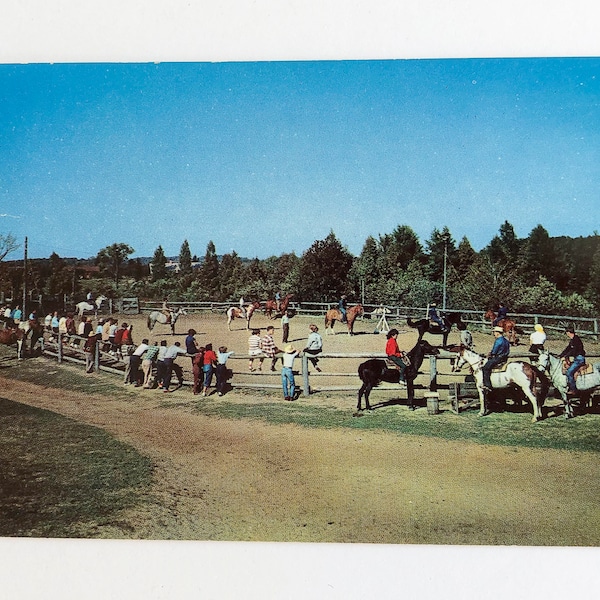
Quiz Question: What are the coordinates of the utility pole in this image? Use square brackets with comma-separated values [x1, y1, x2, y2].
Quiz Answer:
[442, 233, 449, 311]
[22, 236, 28, 318]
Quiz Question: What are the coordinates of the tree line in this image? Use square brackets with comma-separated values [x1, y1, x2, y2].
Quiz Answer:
[1, 222, 599, 316]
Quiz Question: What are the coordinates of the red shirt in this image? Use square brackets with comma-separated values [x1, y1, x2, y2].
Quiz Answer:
[203, 349, 217, 366]
[385, 337, 402, 357]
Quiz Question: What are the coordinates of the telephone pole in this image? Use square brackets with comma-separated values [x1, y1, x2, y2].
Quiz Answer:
[22, 236, 28, 318]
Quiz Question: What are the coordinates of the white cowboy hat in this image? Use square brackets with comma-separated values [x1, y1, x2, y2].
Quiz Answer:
[284, 344, 296, 353]
[493, 326, 504, 333]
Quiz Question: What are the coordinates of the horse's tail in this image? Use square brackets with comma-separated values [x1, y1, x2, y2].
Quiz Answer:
[534, 368, 551, 405]
[147, 314, 152, 330]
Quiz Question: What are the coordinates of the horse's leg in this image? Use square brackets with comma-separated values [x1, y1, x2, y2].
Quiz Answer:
[357, 383, 366, 410]
[406, 380, 415, 410]
[363, 382, 373, 410]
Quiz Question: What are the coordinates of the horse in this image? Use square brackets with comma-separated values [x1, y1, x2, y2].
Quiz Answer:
[227, 301, 261, 330]
[147, 306, 186, 335]
[484, 309, 521, 346]
[535, 350, 600, 419]
[357, 339, 439, 411]
[324, 304, 364, 335]
[0, 320, 44, 359]
[406, 312, 466, 347]
[452, 346, 547, 423]
[75, 294, 108, 317]
[264, 293, 294, 319]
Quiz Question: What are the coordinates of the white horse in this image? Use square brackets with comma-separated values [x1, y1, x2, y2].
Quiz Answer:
[147, 306, 186, 335]
[226, 301, 261, 331]
[76, 294, 108, 317]
[535, 350, 600, 419]
[453, 347, 544, 423]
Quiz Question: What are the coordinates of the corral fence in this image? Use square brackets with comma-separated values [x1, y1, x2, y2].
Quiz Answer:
[134, 300, 600, 340]
[35, 334, 600, 402]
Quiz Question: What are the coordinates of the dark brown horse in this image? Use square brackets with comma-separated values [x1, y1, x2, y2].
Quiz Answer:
[357, 339, 439, 411]
[406, 312, 466, 347]
[264, 293, 294, 319]
[484, 309, 521, 345]
[324, 304, 364, 335]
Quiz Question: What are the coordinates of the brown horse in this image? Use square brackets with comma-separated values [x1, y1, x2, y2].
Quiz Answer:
[0, 320, 43, 358]
[324, 304, 364, 335]
[484, 309, 520, 345]
[226, 301, 261, 330]
[264, 293, 294, 319]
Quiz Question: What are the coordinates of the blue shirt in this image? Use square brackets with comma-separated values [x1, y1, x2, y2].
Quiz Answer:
[490, 335, 510, 358]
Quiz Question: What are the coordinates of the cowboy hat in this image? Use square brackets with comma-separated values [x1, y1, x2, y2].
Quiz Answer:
[284, 344, 296, 353]
[493, 326, 504, 333]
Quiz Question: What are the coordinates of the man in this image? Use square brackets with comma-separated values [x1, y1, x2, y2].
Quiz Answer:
[481, 325, 510, 392]
[125, 338, 149, 386]
[162, 341, 187, 392]
[559, 325, 586, 395]
[338, 295, 348, 323]
[493, 302, 508, 327]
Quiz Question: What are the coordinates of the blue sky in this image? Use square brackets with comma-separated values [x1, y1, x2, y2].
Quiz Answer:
[1, 58, 599, 260]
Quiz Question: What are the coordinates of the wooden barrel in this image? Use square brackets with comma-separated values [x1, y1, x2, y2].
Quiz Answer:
[425, 392, 440, 415]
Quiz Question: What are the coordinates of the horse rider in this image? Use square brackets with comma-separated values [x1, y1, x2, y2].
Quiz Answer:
[338, 295, 348, 323]
[493, 302, 508, 327]
[481, 326, 510, 393]
[428, 303, 447, 332]
[161, 297, 174, 324]
[385, 328, 407, 387]
[558, 325, 586, 396]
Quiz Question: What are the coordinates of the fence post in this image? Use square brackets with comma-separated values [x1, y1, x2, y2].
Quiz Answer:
[429, 355, 437, 391]
[302, 353, 310, 396]
[58, 334, 63, 364]
[94, 339, 100, 372]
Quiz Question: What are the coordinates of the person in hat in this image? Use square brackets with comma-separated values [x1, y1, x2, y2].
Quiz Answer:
[338, 295, 348, 323]
[428, 302, 447, 332]
[481, 326, 510, 392]
[281, 344, 299, 401]
[529, 323, 547, 355]
[558, 325, 586, 395]
[385, 328, 407, 387]
[83, 330, 98, 374]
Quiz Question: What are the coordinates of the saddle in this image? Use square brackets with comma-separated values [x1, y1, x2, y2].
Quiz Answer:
[490, 360, 508, 373]
[385, 353, 411, 370]
[561, 360, 592, 379]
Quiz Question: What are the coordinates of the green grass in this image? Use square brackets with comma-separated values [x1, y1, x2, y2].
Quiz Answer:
[0, 397, 153, 537]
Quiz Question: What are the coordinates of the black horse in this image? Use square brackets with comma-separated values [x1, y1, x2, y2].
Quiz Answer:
[406, 312, 465, 347]
[357, 339, 439, 411]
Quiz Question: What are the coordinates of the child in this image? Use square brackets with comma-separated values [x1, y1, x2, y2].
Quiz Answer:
[281, 344, 299, 401]
[216, 346, 234, 396]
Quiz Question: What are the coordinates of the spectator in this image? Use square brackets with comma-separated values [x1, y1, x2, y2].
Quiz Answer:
[216, 346, 234, 396]
[303, 324, 323, 372]
[155, 340, 169, 389]
[281, 310, 290, 344]
[185, 329, 199, 366]
[529, 324, 547, 355]
[162, 341, 187, 392]
[142, 341, 160, 388]
[192, 346, 206, 395]
[44, 312, 53, 331]
[83, 331, 98, 374]
[125, 338, 149, 386]
[260, 325, 280, 372]
[201, 343, 218, 396]
[51, 311, 60, 336]
[248, 328, 263, 372]
[281, 344, 299, 401]
[108, 318, 118, 353]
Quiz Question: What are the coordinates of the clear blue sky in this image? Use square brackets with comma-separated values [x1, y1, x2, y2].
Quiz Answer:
[1, 58, 599, 260]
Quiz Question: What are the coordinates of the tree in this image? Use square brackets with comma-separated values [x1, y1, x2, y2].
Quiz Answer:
[44, 252, 72, 296]
[0, 233, 19, 262]
[379, 224, 423, 275]
[196, 241, 220, 298]
[425, 226, 455, 283]
[218, 251, 244, 301]
[95, 243, 134, 289]
[150, 245, 168, 281]
[485, 221, 521, 263]
[297, 231, 353, 301]
[178, 240, 192, 276]
[520, 225, 556, 285]
[586, 245, 600, 309]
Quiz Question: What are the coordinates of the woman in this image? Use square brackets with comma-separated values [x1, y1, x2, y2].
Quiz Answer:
[385, 328, 407, 385]
[248, 328, 263, 372]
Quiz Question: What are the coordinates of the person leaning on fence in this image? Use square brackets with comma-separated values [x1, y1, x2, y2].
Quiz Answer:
[248, 328, 263, 372]
[83, 331, 98, 374]
[192, 346, 206, 395]
[216, 346, 234, 396]
[201, 343, 218, 396]
[125, 338, 149, 386]
[385, 328, 407, 386]
[303, 324, 323, 372]
[162, 341, 187, 392]
[559, 325, 586, 395]
[529, 323, 547, 355]
[281, 344, 299, 401]
[481, 326, 510, 393]
[155, 340, 168, 389]
[142, 341, 160, 388]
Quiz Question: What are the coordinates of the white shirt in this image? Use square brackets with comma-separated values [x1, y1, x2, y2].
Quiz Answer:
[133, 343, 149, 357]
[282, 351, 298, 368]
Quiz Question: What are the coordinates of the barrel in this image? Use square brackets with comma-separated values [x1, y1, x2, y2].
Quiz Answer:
[425, 392, 440, 415]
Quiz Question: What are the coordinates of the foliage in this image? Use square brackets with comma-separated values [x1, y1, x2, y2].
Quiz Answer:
[178, 239, 192, 276]
[150, 245, 168, 281]
[95, 243, 135, 289]
[0, 232, 19, 262]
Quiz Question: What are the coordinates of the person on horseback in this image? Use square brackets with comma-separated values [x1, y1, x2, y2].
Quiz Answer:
[559, 325, 586, 395]
[338, 295, 348, 323]
[428, 303, 447, 332]
[493, 302, 508, 327]
[481, 326, 510, 392]
[161, 297, 173, 324]
[385, 328, 407, 386]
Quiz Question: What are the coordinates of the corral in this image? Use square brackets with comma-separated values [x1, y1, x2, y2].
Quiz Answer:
[1, 310, 600, 545]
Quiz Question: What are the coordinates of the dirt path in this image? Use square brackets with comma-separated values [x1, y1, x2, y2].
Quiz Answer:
[3, 374, 600, 545]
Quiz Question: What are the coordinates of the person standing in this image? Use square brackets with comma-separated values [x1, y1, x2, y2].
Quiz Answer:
[385, 328, 407, 386]
[216, 346, 234, 396]
[303, 324, 323, 372]
[281, 310, 290, 344]
[260, 325, 280, 372]
[281, 344, 299, 401]
[202, 343, 218, 396]
[559, 325, 586, 395]
[162, 341, 187, 392]
[83, 331, 98, 374]
[248, 328, 263, 372]
[192, 346, 206, 395]
[481, 326, 510, 392]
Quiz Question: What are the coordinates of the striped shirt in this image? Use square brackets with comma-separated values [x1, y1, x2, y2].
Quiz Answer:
[260, 334, 276, 357]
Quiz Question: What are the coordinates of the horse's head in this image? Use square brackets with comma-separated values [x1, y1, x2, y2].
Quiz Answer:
[535, 350, 550, 373]
[418, 339, 439, 356]
[355, 304, 364, 315]
[484, 309, 495, 321]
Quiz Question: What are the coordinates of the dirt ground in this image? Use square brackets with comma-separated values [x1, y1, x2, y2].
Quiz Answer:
[3, 312, 600, 545]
